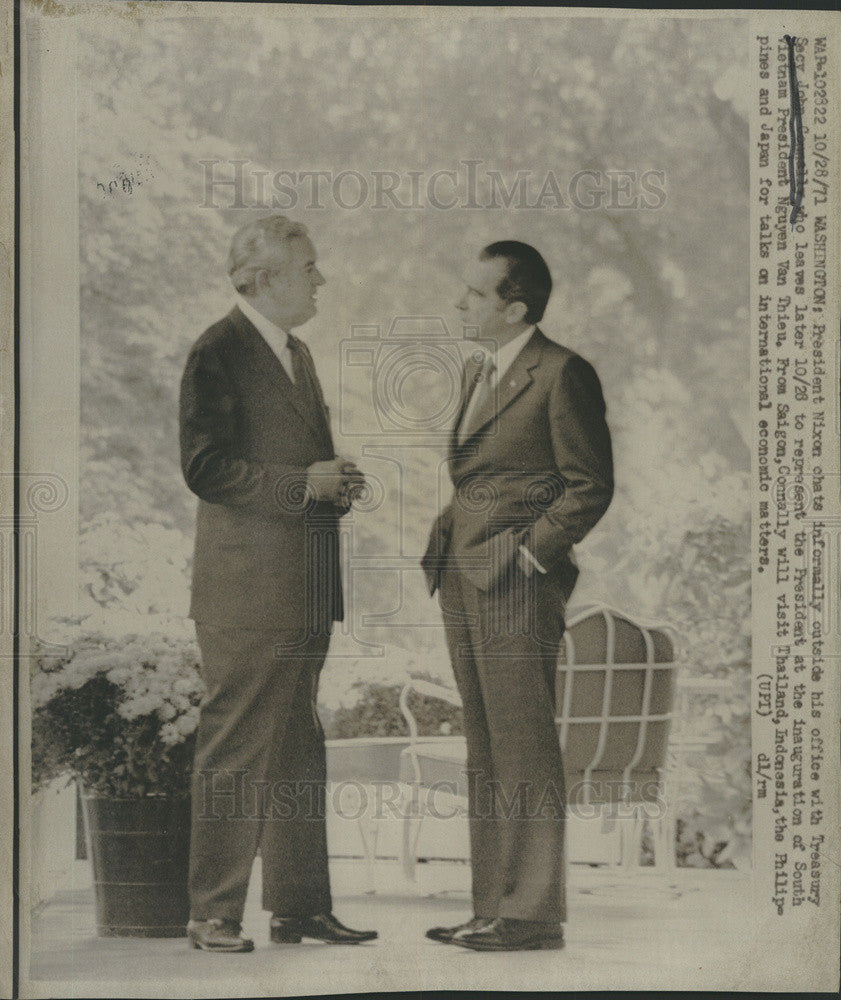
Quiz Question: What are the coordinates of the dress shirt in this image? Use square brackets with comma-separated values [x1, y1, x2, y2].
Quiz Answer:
[237, 295, 295, 383]
[462, 326, 547, 575]
[460, 326, 536, 440]
[492, 324, 536, 385]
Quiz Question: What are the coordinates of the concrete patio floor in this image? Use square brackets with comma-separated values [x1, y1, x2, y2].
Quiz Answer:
[25, 858, 756, 996]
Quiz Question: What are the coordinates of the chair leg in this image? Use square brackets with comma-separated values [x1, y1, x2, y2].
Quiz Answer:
[651, 811, 677, 871]
[620, 806, 645, 871]
[356, 815, 379, 894]
[597, 806, 624, 870]
[400, 788, 423, 880]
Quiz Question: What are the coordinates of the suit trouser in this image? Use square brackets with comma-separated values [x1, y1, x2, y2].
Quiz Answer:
[189, 624, 332, 922]
[439, 566, 567, 924]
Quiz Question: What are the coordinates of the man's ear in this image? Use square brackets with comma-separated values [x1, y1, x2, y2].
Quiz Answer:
[252, 268, 269, 294]
[505, 300, 528, 325]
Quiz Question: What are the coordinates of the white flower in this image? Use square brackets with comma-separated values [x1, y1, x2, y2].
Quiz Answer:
[106, 665, 132, 684]
[31, 673, 62, 708]
[118, 692, 160, 720]
[176, 711, 199, 737]
[159, 722, 181, 746]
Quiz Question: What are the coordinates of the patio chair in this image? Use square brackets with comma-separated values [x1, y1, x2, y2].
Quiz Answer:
[398, 605, 680, 878]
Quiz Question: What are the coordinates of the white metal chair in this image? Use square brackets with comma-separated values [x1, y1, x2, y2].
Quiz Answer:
[398, 605, 683, 877]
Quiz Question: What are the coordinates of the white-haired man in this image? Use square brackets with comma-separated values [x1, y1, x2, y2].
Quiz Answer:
[180, 216, 376, 951]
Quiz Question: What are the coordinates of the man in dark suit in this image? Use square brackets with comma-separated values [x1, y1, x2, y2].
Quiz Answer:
[180, 215, 376, 952]
[421, 241, 613, 951]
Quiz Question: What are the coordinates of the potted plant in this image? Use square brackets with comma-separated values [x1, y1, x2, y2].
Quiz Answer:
[30, 612, 204, 937]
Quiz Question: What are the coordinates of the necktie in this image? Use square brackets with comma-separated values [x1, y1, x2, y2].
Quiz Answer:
[287, 338, 326, 432]
[278, 340, 295, 384]
[288, 336, 309, 389]
[458, 353, 495, 443]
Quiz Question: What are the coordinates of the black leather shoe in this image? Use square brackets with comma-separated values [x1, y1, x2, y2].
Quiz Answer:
[187, 918, 254, 953]
[270, 912, 378, 944]
[452, 917, 565, 952]
[426, 916, 493, 944]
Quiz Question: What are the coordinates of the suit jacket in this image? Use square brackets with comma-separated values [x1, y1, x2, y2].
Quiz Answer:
[179, 306, 343, 630]
[422, 327, 613, 601]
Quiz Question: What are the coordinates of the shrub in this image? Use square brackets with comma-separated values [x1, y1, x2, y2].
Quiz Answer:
[326, 681, 463, 739]
[31, 614, 203, 798]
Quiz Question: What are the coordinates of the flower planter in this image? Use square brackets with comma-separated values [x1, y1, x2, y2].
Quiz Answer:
[80, 793, 191, 937]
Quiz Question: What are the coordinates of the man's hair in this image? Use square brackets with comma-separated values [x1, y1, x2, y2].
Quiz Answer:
[227, 215, 308, 296]
[480, 241, 553, 324]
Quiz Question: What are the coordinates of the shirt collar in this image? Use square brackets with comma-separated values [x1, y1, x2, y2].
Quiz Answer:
[486, 325, 536, 380]
[237, 294, 289, 350]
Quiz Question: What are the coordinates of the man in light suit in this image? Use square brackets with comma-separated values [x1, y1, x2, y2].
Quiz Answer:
[422, 241, 613, 951]
[180, 216, 376, 951]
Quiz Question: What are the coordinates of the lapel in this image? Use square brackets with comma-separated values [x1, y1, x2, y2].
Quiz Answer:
[230, 306, 327, 440]
[450, 328, 546, 455]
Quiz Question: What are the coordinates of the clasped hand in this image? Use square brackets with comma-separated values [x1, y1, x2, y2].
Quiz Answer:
[305, 456, 366, 508]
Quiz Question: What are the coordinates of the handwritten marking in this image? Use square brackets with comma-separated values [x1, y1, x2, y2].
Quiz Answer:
[96, 154, 156, 198]
[784, 35, 805, 226]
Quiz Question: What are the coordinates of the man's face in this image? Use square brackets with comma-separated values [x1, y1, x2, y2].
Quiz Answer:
[261, 236, 325, 331]
[455, 256, 514, 345]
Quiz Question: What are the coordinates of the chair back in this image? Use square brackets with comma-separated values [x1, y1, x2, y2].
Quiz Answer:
[557, 606, 677, 807]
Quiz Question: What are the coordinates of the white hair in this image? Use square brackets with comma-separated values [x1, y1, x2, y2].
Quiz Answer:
[226, 215, 308, 296]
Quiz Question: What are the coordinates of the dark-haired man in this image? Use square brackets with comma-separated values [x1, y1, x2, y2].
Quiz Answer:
[422, 241, 613, 951]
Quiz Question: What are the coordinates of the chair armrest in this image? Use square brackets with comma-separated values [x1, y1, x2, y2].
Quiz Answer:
[398, 680, 464, 787]
[398, 679, 463, 740]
